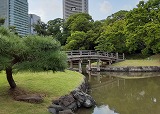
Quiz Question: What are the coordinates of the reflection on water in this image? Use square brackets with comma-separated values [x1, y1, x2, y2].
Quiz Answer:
[77, 72, 160, 114]
[93, 105, 119, 114]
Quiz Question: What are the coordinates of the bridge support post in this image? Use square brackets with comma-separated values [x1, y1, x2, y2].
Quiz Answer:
[88, 71, 91, 82]
[97, 59, 101, 72]
[109, 60, 112, 65]
[123, 53, 125, 60]
[88, 60, 91, 71]
[78, 60, 82, 73]
[116, 53, 119, 59]
[69, 61, 73, 70]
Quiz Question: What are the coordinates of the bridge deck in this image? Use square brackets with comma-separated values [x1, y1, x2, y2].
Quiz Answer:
[66, 50, 124, 61]
[66, 50, 125, 72]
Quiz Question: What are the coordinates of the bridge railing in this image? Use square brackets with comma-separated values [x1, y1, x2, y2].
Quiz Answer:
[65, 50, 125, 60]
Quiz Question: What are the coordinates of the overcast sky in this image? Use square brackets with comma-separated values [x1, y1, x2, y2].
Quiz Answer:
[28, 0, 146, 22]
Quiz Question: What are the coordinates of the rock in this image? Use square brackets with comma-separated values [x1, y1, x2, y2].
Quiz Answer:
[67, 102, 77, 111]
[104, 66, 160, 72]
[71, 89, 95, 108]
[52, 95, 77, 111]
[52, 99, 60, 105]
[15, 94, 43, 103]
[48, 108, 57, 114]
[48, 104, 63, 112]
[76, 101, 81, 108]
[71, 89, 86, 104]
[59, 109, 75, 114]
[59, 95, 75, 107]
[83, 99, 92, 108]
[82, 94, 96, 108]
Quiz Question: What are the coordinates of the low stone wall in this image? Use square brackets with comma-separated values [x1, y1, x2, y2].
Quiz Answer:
[48, 76, 95, 114]
[100, 66, 160, 72]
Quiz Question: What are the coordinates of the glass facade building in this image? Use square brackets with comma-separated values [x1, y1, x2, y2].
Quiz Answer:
[63, 0, 88, 20]
[28, 14, 40, 35]
[0, 0, 28, 36]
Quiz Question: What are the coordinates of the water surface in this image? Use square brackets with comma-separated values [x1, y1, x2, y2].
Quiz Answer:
[77, 72, 160, 114]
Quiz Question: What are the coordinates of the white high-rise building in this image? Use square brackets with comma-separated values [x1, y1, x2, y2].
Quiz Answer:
[63, 0, 88, 20]
[28, 14, 40, 35]
[0, 0, 28, 36]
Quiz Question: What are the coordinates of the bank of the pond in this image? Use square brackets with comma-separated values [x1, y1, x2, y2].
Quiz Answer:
[48, 75, 95, 114]
[0, 70, 84, 114]
[89, 59, 160, 72]
[101, 66, 160, 72]
[106, 60, 160, 72]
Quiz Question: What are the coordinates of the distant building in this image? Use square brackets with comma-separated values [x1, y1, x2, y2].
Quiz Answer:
[63, 0, 88, 20]
[28, 14, 40, 35]
[0, 0, 28, 36]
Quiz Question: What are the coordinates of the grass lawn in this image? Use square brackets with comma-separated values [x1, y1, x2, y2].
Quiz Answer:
[149, 54, 160, 60]
[0, 70, 84, 114]
[112, 54, 160, 66]
[112, 60, 160, 66]
[91, 54, 160, 67]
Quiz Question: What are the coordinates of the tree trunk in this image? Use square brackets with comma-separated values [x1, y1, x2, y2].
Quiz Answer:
[6, 67, 16, 89]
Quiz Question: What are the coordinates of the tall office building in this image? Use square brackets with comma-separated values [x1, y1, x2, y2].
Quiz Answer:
[28, 14, 40, 35]
[0, 0, 28, 36]
[63, 0, 88, 20]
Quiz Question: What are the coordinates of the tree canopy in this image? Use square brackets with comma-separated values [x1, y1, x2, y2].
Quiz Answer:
[95, 0, 160, 55]
[125, 0, 160, 54]
[32, 0, 160, 55]
[0, 27, 67, 89]
[64, 13, 102, 50]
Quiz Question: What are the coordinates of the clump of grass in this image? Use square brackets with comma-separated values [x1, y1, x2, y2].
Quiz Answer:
[148, 54, 160, 60]
[0, 70, 83, 114]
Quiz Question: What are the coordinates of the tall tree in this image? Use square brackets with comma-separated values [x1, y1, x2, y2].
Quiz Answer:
[64, 31, 87, 50]
[85, 21, 103, 50]
[0, 18, 5, 26]
[126, 0, 160, 54]
[96, 10, 128, 53]
[47, 18, 67, 45]
[64, 13, 99, 50]
[9, 26, 18, 35]
[0, 27, 67, 89]
[105, 10, 128, 25]
[33, 20, 47, 36]
[66, 13, 93, 33]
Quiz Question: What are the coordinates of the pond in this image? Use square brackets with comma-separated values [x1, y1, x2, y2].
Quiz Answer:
[77, 72, 160, 114]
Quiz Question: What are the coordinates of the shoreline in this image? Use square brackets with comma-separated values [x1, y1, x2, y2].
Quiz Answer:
[48, 73, 95, 114]
[88, 66, 160, 72]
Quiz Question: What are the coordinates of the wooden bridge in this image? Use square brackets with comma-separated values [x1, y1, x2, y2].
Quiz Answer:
[66, 50, 125, 72]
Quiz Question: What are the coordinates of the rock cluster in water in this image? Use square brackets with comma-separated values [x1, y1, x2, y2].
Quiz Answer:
[48, 79, 95, 114]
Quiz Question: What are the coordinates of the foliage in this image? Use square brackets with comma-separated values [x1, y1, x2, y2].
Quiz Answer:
[33, 18, 68, 45]
[33, 20, 47, 36]
[9, 26, 18, 35]
[66, 13, 93, 33]
[96, 0, 160, 55]
[64, 31, 87, 50]
[33, 0, 160, 55]
[47, 18, 67, 45]
[0, 27, 67, 88]
[96, 10, 128, 53]
[64, 13, 102, 50]
[105, 10, 128, 25]
[0, 18, 5, 26]
[126, 0, 160, 54]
